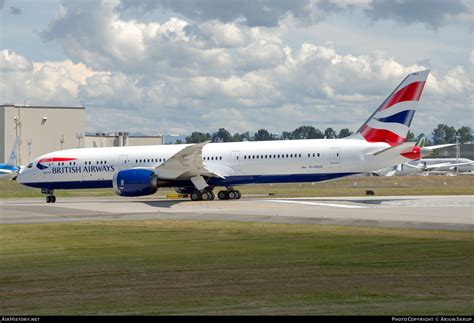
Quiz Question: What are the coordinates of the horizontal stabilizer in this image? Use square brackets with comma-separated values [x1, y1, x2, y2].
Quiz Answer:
[370, 142, 415, 157]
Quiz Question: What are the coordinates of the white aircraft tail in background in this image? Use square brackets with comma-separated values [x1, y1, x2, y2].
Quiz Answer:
[0, 138, 21, 180]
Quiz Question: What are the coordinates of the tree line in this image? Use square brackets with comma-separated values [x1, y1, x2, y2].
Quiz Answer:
[183, 124, 472, 144]
[184, 126, 354, 144]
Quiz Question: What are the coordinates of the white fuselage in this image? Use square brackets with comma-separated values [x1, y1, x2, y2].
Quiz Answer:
[17, 139, 411, 190]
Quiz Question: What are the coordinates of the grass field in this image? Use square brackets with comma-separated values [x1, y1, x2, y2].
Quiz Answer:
[1, 175, 473, 199]
[0, 221, 472, 315]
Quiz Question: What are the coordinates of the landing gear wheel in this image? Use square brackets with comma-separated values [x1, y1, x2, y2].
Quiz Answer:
[218, 190, 228, 200]
[209, 191, 215, 200]
[190, 191, 202, 201]
[201, 191, 212, 201]
[228, 190, 237, 199]
[235, 190, 241, 200]
[46, 195, 56, 203]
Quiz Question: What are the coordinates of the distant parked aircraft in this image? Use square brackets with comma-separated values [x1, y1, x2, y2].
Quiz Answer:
[374, 157, 474, 176]
[0, 138, 21, 180]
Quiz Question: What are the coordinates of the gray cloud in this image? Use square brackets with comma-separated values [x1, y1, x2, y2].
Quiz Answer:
[9, 6, 21, 15]
[0, 0, 4, 10]
[119, 0, 320, 27]
[3, 0, 472, 136]
[365, 0, 473, 29]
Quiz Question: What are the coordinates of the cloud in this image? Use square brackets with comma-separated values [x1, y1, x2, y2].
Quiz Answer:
[119, 0, 314, 27]
[0, 49, 33, 71]
[9, 6, 21, 15]
[3, 0, 472, 135]
[365, 0, 473, 29]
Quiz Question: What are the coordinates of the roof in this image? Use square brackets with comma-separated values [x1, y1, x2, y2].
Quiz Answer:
[1, 104, 85, 110]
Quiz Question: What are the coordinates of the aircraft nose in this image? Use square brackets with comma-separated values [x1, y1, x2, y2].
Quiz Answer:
[16, 168, 28, 183]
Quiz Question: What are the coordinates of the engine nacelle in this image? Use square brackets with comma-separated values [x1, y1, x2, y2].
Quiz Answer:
[113, 168, 158, 197]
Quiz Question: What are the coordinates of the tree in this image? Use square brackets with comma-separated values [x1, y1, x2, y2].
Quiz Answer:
[232, 132, 252, 142]
[281, 131, 293, 140]
[185, 131, 211, 143]
[456, 126, 472, 143]
[405, 130, 415, 142]
[291, 126, 323, 139]
[254, 129, 273, 141]
[432, 124, 457, 144]
[324, 127, 337, 139]
[212, 128, 232, 142]
[338, 128, 353, 138]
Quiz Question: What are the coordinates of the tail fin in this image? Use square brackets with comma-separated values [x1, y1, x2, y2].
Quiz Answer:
[7, 137, 18, 166]
[354, 70, 430, 146]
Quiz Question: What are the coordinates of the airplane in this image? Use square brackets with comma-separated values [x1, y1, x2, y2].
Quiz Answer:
[375, 157, 474, 176]
[18, 70, 432, 203]
[0, 138, 21, 180]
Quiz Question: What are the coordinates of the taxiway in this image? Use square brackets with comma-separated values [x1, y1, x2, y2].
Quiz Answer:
[0, 195, 472, 231]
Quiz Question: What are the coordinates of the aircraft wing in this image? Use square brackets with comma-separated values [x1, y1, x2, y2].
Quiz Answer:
[424, 161, 474, 170]
[420, 143, 456, 156]
[155, 141, 225, 180]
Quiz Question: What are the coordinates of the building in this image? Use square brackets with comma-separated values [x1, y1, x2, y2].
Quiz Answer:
[0, 104, 85, 164]
[85, 132, 163, 148]
[1, 104, 165, 164]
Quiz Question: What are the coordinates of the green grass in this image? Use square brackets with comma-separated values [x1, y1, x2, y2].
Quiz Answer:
[1, 175, 473, 199]
[0, 221, 472, 315]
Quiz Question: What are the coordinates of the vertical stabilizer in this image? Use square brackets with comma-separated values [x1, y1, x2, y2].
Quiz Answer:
[354, 70, 430, 146]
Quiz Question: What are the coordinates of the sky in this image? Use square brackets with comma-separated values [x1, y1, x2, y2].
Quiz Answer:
[1, 0, 473, 136]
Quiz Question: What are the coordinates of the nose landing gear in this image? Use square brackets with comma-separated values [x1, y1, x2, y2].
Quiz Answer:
[42, 188, 56, 203]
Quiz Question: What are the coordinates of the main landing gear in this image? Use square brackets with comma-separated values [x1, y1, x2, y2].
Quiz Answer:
[189, 188, 241, 201]
[190, 190, 215, 201]
[217, 189, 241, 200]
[42, 188, 56, 203]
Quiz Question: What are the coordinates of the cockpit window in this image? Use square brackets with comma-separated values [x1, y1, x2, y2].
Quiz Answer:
[27, 163, 33, 168]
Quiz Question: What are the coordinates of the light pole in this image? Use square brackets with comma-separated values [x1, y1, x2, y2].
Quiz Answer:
[13, 116, 22, 165]
[76, 133, 84, 148]
[59, 134, 65, 150]
[27, 140, 32, 163]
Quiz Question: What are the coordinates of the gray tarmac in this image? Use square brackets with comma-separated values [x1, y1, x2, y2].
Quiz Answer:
[0, 195, 472, 231]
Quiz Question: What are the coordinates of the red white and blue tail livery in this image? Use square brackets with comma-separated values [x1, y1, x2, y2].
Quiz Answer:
[355, 70, 430, 146]
[18, 70, 434, 203]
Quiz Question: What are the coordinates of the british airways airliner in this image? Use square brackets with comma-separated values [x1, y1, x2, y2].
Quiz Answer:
[18, 70, 431, 203]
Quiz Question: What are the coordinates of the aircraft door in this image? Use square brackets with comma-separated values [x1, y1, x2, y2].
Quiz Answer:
[230, 151, 240, 166]
[330, 147, 341, 164]
[118, 155, 129, 170]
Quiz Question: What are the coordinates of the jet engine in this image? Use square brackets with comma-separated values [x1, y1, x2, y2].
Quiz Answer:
[113, 168, 158, 197]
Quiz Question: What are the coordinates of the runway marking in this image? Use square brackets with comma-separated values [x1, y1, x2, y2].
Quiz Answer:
[266, 200, 366, 209]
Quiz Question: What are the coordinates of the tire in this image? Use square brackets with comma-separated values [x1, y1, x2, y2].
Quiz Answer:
[228, 191, 236, 199]
[218, 191, 227, 200]
[46, 196, 51, 203]
[202, 191, 210, 200]
[209, 191, 215, 200]
[235, 190, 241, 200]
[51, 196, 56, 203]
[191, 192, 202, 201]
